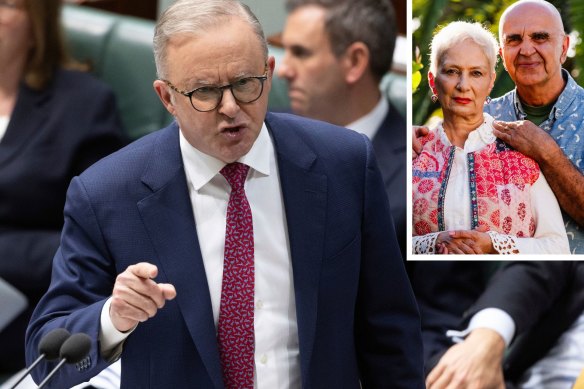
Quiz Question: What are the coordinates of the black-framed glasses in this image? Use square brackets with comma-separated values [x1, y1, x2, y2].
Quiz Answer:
[163, 65, 269, 112]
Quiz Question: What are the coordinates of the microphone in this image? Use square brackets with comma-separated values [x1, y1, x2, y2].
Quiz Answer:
[37, 333, 92, 389]
[9, 328, 71, 389]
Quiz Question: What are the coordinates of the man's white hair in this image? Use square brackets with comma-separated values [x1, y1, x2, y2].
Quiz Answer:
[153, 0, 268, 79]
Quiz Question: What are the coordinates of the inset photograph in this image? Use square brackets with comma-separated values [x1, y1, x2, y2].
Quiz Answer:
[411, 0, 584, 256]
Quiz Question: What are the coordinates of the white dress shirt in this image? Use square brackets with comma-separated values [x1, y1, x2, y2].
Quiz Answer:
[0, 116, 9, 143]
[446, 308, 516, 347]
[346, 96, 388, 139]
[519, 312, 584, 388]
[100, 123, 301, 388]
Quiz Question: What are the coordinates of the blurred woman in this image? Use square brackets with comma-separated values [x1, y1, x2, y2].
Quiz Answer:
[0, 0, 125, 372]
[412, 21, 568, 254]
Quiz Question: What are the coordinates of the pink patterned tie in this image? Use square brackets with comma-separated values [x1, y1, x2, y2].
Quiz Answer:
[218, 162, 254, 389]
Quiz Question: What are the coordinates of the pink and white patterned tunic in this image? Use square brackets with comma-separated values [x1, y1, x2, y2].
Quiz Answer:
[412, 114, 569, 255]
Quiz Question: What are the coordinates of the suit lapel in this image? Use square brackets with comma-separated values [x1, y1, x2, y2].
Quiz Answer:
[371, 105, 406, 186]
[137, 125, 223, 388]
[0, 83, 51, 167]
[266, 113, 327, 382]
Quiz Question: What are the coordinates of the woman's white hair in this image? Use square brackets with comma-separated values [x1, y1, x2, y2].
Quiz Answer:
[153, 0, 268, 79]
[429, 21, 499, 76]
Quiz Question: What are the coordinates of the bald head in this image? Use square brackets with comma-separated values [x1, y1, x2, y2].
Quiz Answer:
[499, 0, 564, 44]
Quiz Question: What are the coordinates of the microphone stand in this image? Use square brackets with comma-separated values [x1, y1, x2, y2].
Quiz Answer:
[8, 355, 45, 389]
[36, 359, 68, 389]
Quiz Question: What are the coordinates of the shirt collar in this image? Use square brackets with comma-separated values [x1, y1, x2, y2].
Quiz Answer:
[179, 122, 272, 191]
[346, 97, 388, 139]
[512, 68, 576, 122]
[438, 113, 496, 153]
[0, 116, 9, 143]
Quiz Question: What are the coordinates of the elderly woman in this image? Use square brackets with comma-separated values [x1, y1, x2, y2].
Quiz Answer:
[412, 21, 569, 254]
[0, 0, 125, 373]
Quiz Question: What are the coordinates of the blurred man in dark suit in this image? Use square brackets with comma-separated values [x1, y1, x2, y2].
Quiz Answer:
[278, 0, 407, 258]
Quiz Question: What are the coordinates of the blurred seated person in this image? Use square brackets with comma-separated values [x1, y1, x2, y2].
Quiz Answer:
[278, 0, 407, 257]
[412, 21, 569, 255]
[427, 261, 584, 388]
[0, 0, 125, 373]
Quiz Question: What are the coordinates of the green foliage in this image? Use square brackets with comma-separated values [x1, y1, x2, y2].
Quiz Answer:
[412, 61, 423, 93]
[568, 0, 584, 84]
[412, 0, 583, 125]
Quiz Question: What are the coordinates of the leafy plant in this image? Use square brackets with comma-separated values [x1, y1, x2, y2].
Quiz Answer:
[412, 61, 423, 93]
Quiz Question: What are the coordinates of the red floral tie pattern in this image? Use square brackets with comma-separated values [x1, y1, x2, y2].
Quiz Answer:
[218, 162, 254, 389]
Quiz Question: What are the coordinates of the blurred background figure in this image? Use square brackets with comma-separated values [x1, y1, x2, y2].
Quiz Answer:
[278, 0, 407, 257]
[0, 0, 125, 375]
[427, 261, 584, 388]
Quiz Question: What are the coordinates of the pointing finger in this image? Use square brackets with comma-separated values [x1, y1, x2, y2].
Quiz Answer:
[128, 262, 158, 279]
[160, 283, 177, 300]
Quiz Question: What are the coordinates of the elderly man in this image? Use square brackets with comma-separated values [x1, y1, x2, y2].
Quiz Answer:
[278, 0, 407, 257]
[422, 0, 584, 388]
[488, 1, 584, 253]
[24, 0, 424, 388]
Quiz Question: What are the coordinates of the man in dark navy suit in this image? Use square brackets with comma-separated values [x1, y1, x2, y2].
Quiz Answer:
[278, 0, 407, 258]
[278, 2, 493, 376]
[25, 0, 423, 388]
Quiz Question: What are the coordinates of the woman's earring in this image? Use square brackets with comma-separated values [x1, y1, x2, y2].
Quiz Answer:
[485, 96, 492, 105]
[431, 94, 438, 103]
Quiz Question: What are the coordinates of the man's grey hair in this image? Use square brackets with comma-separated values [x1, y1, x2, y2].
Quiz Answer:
[154, 0, 268, 79]
[285, 0, 397, 82]
[429, 21, 499, 76]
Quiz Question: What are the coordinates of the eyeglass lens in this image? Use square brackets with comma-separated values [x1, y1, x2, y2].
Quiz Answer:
[190, 77, 265, 111]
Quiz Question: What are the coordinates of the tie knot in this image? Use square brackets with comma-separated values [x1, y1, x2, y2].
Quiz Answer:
[220, 162, 249, 191]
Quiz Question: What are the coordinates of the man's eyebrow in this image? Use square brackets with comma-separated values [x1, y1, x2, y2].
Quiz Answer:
[288, 44, 311, 55]
[182, 77, 213, 89]
[529, 31, 550, 39]
[183, 70, 256, 88]
[505, 33, 523, 41]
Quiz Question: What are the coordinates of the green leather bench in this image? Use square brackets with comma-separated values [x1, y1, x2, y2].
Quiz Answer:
[62, 5, 172, 141]
[62, 5, 406, 141]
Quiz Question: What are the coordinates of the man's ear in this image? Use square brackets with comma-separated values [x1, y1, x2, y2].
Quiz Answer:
[342, 42, 370, 85]
[153, 80, 177, 116]
[267, 55, 276, 77]
[560, 34, 570, 64]
[499, 47, 509, 71]
[490, 71, 497, 91]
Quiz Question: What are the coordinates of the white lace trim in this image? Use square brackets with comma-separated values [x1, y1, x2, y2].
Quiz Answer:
[413, 232, 440, 254]
[487, 231, 519, 254]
